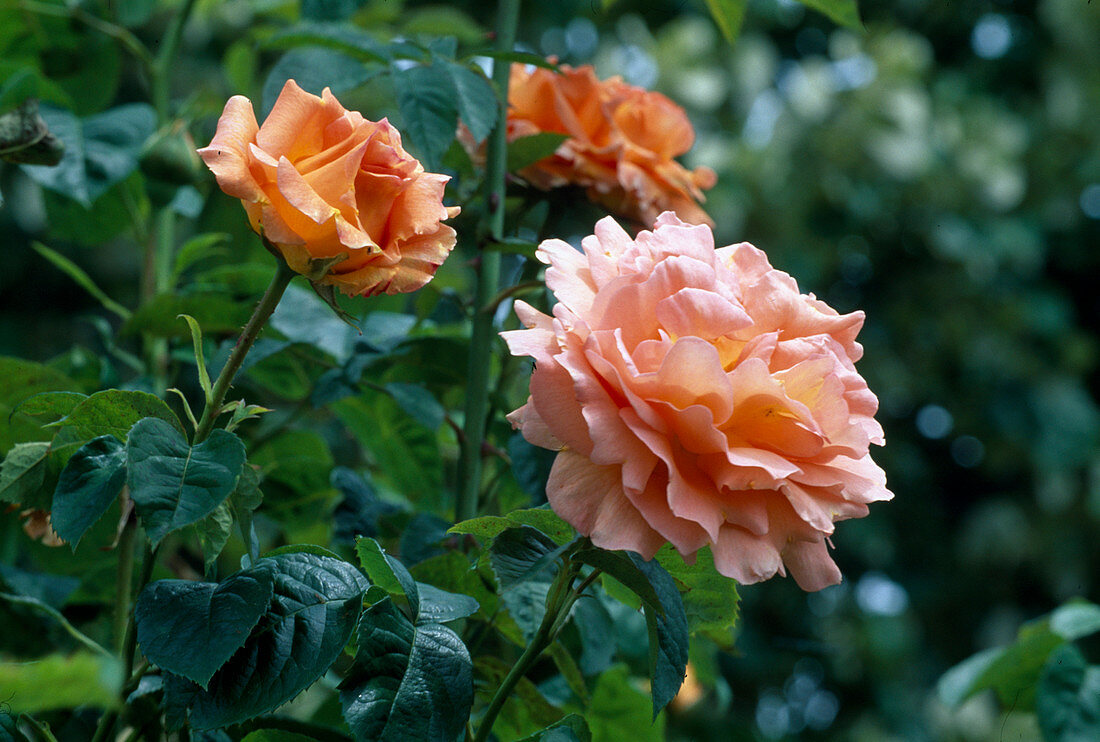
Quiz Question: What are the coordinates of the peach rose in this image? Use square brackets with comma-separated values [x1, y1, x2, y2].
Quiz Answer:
[198, 80, 459, 296]
[507, 63, 716, 227]
[502, 214, 892, 590]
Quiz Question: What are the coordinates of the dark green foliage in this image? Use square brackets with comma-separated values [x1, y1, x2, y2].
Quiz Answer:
[20, 104, 155, 206]
[165, 552, 367, 729]
[134, 565, 275, 688]
[51, 435, 126, 548]
[393, 64, 460, 172]
[126, 417, 246, 546]
[627, 553, 688, 719]
[1037, 644, 1100, 742]
[339, 596, 473, 742]
[56, 389, 184, 441]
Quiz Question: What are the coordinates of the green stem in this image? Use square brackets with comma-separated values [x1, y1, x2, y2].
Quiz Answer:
[193, 257, 296, 443]
[90, 541, 157, 742]
[151, 0, 198, 124]
[473, 559, 576, 742]
[456, 0, 522, 522]
[113, 517, 137, 652]
[485, 279, 543, 316]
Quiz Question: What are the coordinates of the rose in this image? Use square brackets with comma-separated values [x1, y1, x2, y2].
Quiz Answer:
[198, 80, 459, 296]
[502, 213, 892, 590]
[507, 63, 716, 227]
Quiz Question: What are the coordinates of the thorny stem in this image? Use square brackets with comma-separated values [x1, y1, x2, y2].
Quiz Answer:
[193, 257, 296, 444]
[456, 0, 522, 522]
[473, 558, 601, 742]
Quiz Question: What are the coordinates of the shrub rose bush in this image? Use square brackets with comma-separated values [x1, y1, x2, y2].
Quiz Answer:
[503, 213, 892, 590]
[198, 79, 459, 296]
[507, 63, 717, 227]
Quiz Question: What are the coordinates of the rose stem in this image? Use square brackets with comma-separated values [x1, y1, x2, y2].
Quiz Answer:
[193, 255, 297, 444]
[456, 0, 522, 522]
[473, 559, 601, 742]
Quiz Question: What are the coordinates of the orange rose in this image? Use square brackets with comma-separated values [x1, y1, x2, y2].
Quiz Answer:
[507, 63, 716, 227]
[198, 80, 459, 296]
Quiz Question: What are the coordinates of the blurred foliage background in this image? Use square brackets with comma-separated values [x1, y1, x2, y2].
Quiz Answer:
[1, 0, 1099, 740]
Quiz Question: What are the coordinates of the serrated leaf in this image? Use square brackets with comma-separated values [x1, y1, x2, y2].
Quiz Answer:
[270, 284, 360, 363]
[489, 526, 562, 641]
[795, 0, 863, 30]
[410, 551, 498, 622]
[573, 596, 617, 676]
[229, 462, 263, 565]
[0, 442, 52, 508]
[0, 358, 82, 450]
[12, 391, 87, 423]
[340, 597, 473, 742]
[450, 507, 575, 545]
[415, 583, 479, 624]
[169, 552, 367, 729]
[355, 537, 419, 615]
[703, 0, 748, 43]
[126, 418, 246, 547]
[134, 565, 275, 688]
[490, 526, 563, 587]
[197, 502, 233, 574]
[261, 48, 371, 118]
[1036, 644, 1100, 742]
[51, 435, 126, 549]
[55, 389, 185, 442]
[507, 132, 570, 173]
[628, 553, 688, 719]
[440, 60, 497, 143]
[574, 548, 662, 615]
[393, 64, 458, 172]
[654, 545, 739, 645]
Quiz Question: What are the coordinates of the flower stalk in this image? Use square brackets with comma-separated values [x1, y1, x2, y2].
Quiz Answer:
[193, 254, 296, 444]
[456, 0, 522, 522]
[473, 557, 600, 742]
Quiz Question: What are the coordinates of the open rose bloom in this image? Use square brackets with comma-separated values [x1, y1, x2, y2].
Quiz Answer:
[507, 64, 716, 227]
[199, 80, 459, 296]
[503, 214, 892, 590]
